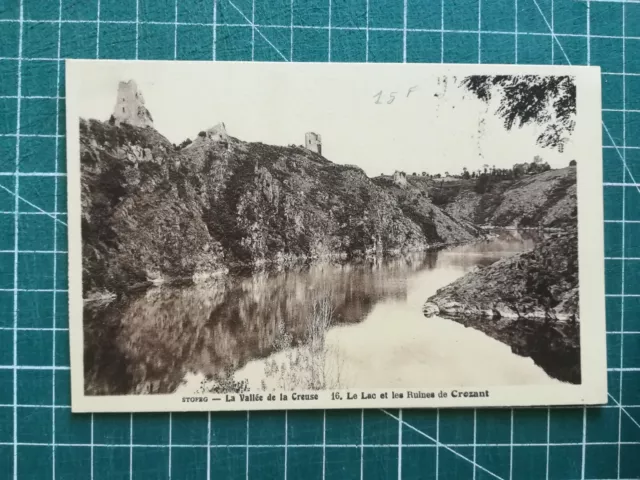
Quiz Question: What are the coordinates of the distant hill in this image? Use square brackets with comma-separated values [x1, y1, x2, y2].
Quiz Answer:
[416, 167, 577, 228]
[79, 119, 479, 296]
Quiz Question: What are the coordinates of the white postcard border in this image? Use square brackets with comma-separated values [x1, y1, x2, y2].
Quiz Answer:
[65, 60, 607, 413]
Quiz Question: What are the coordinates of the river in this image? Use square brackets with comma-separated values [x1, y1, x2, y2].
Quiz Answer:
[84, 230, 573, 396]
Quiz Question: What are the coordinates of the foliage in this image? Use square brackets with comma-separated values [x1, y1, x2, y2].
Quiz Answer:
[198, 131, 206, 138]
[263, 294, 344, 391]
[430, 159, 552, 183]
[474, 173, 491, 194]
[429, 186, 456, 206]
[196, 370, 249, 394]
[461, 75, 576, 151]
[176, 138, 192, 150]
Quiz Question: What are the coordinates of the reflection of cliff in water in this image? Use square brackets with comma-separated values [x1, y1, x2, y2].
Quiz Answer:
[84, 231, 562, 395]
[84, 254, 439, 395]
[441, 314, 580, 384]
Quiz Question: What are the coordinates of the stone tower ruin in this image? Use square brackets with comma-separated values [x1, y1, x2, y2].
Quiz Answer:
[305, 132, 322, 155]
[393, 170, 407, 187]
[111, 80, 154, 128]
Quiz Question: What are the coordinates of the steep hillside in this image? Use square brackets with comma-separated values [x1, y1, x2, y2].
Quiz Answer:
[417, 168, 577, 228]
[372, 176, 482, 243]
[80, 119, 479, 296]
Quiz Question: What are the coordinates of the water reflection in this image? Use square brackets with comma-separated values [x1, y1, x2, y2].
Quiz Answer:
[442, 314, 580, 384]
[84, 230, 575, 395]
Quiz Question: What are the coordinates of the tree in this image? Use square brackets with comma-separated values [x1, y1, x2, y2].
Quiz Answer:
[176, 138, 192, 150]
[461, 75, 576, 152]
[475, 173, 490, 194]
[462, 167, 470, 180]
[198, 131, 207, 138]
[513, 164, 525, 178]
[421, 171, 427, 176]
[569, 159, 577, 167]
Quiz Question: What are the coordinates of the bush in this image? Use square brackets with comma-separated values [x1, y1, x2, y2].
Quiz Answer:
[198, 131, 206, 138]
[429, 190, 449, 206]
[176, 138, 192, 150]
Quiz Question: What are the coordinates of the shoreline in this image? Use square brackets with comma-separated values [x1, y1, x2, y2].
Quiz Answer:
[83, 236, 483, 302]
[83, 226, 558, 304]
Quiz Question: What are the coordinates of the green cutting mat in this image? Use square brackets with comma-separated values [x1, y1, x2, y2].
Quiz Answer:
[0, 0, 639, 478]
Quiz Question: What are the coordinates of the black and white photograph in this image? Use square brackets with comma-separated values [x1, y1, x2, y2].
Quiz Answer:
[65, 61, 606, 412]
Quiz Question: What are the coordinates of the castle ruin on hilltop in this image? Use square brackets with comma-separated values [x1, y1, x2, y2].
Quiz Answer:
[111, 80, 154, 128]
[305, 132, 322, 155]
[190, 122, 230, 149]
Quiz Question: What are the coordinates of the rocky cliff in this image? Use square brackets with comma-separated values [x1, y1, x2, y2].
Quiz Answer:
[80, 119, 479, 296]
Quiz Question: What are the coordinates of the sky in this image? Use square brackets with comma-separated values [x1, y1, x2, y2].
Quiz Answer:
[68, 61, 577, 177]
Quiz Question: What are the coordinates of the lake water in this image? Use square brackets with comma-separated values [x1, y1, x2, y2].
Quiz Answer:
[84, 230, 577, 396]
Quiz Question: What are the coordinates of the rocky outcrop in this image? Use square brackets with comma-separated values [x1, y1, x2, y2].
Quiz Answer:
[423, 229, 579, 322]
[80, 118, 480, 297]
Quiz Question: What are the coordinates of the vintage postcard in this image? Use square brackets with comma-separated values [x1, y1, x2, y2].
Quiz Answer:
[66, 60, 607, 412]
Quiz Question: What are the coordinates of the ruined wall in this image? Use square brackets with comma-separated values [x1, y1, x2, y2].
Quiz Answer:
[189, 122, 230, 149]
[393, 170, 407, 187]
[305, 132, 322, 155]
